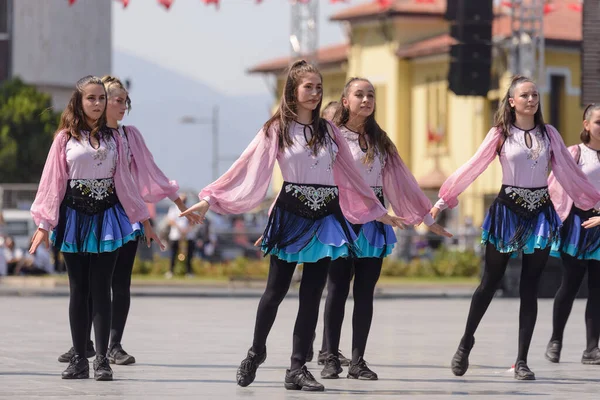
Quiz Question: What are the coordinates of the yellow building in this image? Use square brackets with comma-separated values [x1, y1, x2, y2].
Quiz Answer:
[249, 0, 587, 229]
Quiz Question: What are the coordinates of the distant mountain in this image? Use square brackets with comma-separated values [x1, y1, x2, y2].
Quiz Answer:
[113, 51, 272, 192]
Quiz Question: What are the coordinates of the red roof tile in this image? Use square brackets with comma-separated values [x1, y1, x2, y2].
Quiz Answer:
[247, 43, 349, 74]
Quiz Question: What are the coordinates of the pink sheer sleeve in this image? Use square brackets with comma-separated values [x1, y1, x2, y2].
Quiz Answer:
[382, 149, 434, 226]
[547, 125, 600, 211]
[113, 133, 151, 224]
[30, 131, 70, 230]
[438, 127, 502, 209]
[331, 123, 388, 224]
[199, 128, 278, 215]
[548, 144, 578, 221]
[124, 126, 180, 203]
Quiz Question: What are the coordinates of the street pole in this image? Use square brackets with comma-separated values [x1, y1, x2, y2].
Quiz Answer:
[212, 105, 219, 181]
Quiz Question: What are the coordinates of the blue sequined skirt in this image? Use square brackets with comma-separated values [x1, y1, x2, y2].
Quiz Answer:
[481, 185, 561, 257]
[261, 182, 358, 264]
[352, 186, 396, 258]
[354, 220, 397, 258]
[551, 207, 600, 260]
[52, 178, 143, 254]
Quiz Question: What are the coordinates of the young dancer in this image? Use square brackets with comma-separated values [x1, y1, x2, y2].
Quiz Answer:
[30, 76, 164, 381]
[545, 103, 600, 365]
[431, 75, 600, 380]
[180, 60, 403, 392]
[56, 76, 200, 366]
[319, 78, 451, 380]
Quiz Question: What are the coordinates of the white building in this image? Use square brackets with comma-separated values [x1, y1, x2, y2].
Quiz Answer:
[0, 0, 111, 109]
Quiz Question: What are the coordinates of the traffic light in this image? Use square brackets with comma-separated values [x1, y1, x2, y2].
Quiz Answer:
[446, 0, 493, 96]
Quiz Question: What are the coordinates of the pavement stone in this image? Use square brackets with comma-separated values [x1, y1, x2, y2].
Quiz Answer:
[1, 297, 599, 399]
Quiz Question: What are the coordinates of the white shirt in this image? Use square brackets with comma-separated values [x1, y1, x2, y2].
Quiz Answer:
[4, 247, 23, 262]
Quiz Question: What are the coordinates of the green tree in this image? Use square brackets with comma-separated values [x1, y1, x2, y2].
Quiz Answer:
[0, 78, 60, 183]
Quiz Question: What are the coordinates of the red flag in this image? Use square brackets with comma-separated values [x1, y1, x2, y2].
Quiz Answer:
[376, 0, 392, 8]
[116, 0, 130, 8]
[543, 3, 557, 14]
[568, 3, 583, 12]
[203, 0, 220, 9]
[158, 0, 173, 10]
[68, 0, 76, 5]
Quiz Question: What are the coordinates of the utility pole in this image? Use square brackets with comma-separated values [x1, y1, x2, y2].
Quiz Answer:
[508, 0, 545, 83]
[290, 0, 318, 62]
[180, 105, 220, 181]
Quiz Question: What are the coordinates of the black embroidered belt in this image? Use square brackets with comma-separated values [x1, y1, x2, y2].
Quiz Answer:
[275, 181, 340, 220]
[496, 184, 550, 218]
[63, 178, 118, 216]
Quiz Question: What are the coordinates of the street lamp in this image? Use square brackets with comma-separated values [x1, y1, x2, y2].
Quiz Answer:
[179, 105, 219, 181]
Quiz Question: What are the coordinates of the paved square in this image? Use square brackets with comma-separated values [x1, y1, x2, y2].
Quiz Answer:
[1, 296, 599, 399]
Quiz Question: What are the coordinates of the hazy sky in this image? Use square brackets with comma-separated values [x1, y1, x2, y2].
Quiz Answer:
[112, 0, 370, 97]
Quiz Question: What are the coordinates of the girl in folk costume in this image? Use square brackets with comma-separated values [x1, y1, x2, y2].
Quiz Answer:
[430, 76, 600, 380]
[55, 76, 201, 366]
[180, 61, 403, 392]
[545, 103, 600, 365]
[30, 76, 164, 381]
[318, 78, 451, 381]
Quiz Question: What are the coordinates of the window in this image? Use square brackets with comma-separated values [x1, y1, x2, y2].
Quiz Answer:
[549, 75, 565, 132]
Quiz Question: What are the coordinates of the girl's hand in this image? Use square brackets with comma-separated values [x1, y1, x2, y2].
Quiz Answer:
[582, 216, 600, 229]
[29, 228, 49, 254]
[175, 198, 203, 225]
[376, 213, 406, 229]
[180, 200, 209, 222]
[142, 220, 166, 251]
[429, 223, 453, 238]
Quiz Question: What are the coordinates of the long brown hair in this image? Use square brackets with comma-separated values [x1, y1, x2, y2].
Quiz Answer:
[263, 60, 327, 155]
[581, 103, 600, 143]
[494, 75, 546, 137]
[333, 77, 395, 163]
[56, 75, 109, 141]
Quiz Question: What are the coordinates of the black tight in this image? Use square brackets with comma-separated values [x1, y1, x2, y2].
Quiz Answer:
[551, 254, 600, 351]
[64, 251, 118, 357]
[251, 256, 330, 370]
[461, 243, 549, 363]
[82, 240, 138, 348]
[323, 257, 382, 362]
[110, 239, 138, 346]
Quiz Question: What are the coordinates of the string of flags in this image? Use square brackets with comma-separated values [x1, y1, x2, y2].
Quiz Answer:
[67, 0, 399, 11]
[67, 0, 585, 13]
[500, 0, 583, 14]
